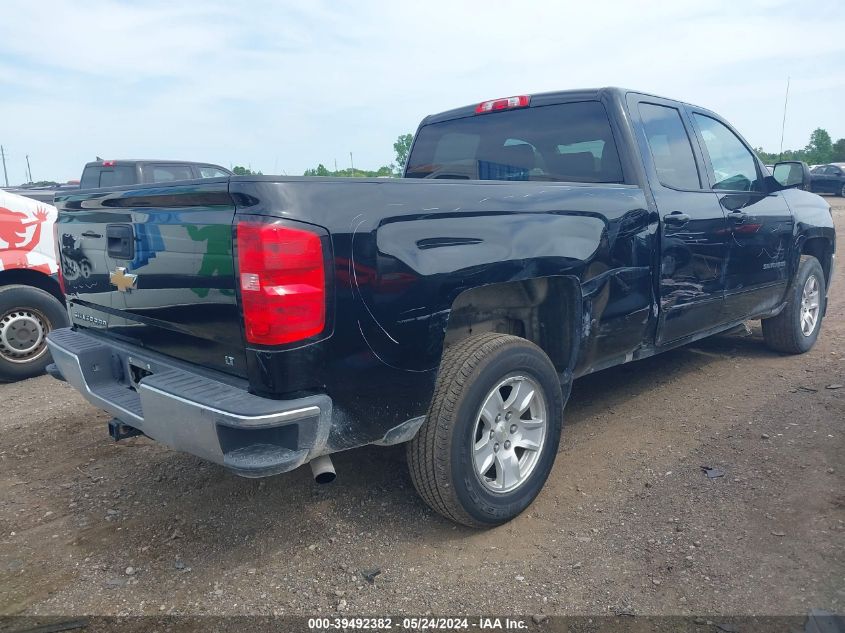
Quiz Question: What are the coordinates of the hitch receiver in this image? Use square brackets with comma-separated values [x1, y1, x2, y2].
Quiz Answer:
[108, 419, 144, 441]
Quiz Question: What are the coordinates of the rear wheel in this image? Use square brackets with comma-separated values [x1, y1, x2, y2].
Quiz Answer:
[762, 256, 825, 354]
[0, 285, 68, 382]
[407, 333, 563, 528]
[839, 182, 845, 197]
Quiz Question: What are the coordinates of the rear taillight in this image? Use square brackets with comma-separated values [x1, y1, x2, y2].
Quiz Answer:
[53, 222, 65, 294]
[236, 220, 326, 346]
[475, 95, 530, 114]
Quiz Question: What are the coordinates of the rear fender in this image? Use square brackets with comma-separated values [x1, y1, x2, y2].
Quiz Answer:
[354, 212, 605, 373]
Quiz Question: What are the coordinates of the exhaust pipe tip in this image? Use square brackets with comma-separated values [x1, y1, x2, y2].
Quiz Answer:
[309, 454, 336, 484]
[315, 471, 336, 485]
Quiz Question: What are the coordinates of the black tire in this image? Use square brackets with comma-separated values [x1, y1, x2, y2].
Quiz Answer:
[762, 256, 826, 354]
[407, 333, 564, 528]
[0, 285, 68, 382]
[839, 182, 845, 197]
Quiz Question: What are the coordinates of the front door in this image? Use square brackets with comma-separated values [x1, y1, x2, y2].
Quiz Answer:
[631, 97, 730, 345]
[689, 112, 794, 322]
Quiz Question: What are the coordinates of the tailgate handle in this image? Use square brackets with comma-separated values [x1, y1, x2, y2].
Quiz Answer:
[107, 224, 135, 260]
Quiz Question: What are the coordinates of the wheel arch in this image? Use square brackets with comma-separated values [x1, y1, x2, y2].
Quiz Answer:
[799, 235, 834, 288]
[442, 275, 582, 376]
[0, 268, 64, 304]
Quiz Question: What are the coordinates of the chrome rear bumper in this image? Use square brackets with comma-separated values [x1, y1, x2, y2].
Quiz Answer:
[46, 327, 332, 477]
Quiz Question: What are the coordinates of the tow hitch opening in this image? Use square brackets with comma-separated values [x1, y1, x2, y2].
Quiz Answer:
[108, 419, 144, 441]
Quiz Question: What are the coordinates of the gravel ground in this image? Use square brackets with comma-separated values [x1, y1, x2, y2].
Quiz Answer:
[0, 199, 843, 620]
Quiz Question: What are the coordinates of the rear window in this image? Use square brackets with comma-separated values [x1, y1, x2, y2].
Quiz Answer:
[406, 101, 624, 183]
[80, 165, 136, 189]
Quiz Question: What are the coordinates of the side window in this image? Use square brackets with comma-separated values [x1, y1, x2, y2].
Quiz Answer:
[638, 103, 701, 190]
[198, 166, 229, 178]
[692, 114, 761, 192]
[147, 164, 194, 183]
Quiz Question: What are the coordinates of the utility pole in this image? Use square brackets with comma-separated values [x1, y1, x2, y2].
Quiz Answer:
[349, 152, 354, 175]
[25, 154, 32, 183]
[778, 76, 790, 160]
[0, 145, 8, 187]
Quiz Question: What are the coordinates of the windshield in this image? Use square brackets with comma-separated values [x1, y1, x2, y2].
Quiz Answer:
[406, 101, 624, 184]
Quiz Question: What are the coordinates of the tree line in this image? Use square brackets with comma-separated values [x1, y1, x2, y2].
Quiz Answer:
[227, 127, 845, 181]
[755, 128, 845, 165]
[301, 134, 413, 178]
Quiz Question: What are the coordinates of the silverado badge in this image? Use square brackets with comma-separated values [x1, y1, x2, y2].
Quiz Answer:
[109, 267, 138, 292]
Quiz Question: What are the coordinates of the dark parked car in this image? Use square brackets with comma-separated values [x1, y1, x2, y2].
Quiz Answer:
[810, 163, 845, 196]
[3, 161, 233, 203]
[79, 159, 231, 189]
[2, 183, 80, 204]
[47, 88, 834, 527]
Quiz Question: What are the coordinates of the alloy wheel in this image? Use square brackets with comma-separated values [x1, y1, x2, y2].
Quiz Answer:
[472, 374, 548, 494]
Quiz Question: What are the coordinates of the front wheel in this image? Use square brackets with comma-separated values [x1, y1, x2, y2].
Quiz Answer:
[0, 285, 69, 382]
[762, 256, 826, 354]
[407, 333, 564, 528]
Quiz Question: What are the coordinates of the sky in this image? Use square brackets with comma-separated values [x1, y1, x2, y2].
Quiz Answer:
[0, 0, 843, 184]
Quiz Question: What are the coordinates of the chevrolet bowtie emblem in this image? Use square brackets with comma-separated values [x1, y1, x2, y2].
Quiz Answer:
[109, 267, 138, 292]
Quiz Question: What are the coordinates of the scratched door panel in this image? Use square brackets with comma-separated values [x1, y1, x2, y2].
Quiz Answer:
[686, 111, 794, 323]
[719, 191, 793, 320]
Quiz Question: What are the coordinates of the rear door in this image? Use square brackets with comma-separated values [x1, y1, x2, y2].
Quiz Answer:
[57, 180, 247, 376]
[629, 95, 730, 344]
[688, 111, 794, 321]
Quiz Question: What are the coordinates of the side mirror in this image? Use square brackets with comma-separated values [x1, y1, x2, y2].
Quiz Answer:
[772, 161, 811, 191]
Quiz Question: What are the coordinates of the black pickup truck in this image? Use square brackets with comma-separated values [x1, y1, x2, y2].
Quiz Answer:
[79, 159, 232, 189]
[47, 88, 835, 527]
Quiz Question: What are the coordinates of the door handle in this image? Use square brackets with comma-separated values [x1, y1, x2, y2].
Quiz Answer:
[727, 211, 746, 224]
[664, 212, 690, 225]
[81, 230, 102, 238]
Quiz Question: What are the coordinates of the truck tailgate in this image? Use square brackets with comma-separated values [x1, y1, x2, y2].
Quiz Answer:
[55, 181, 247, 376]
